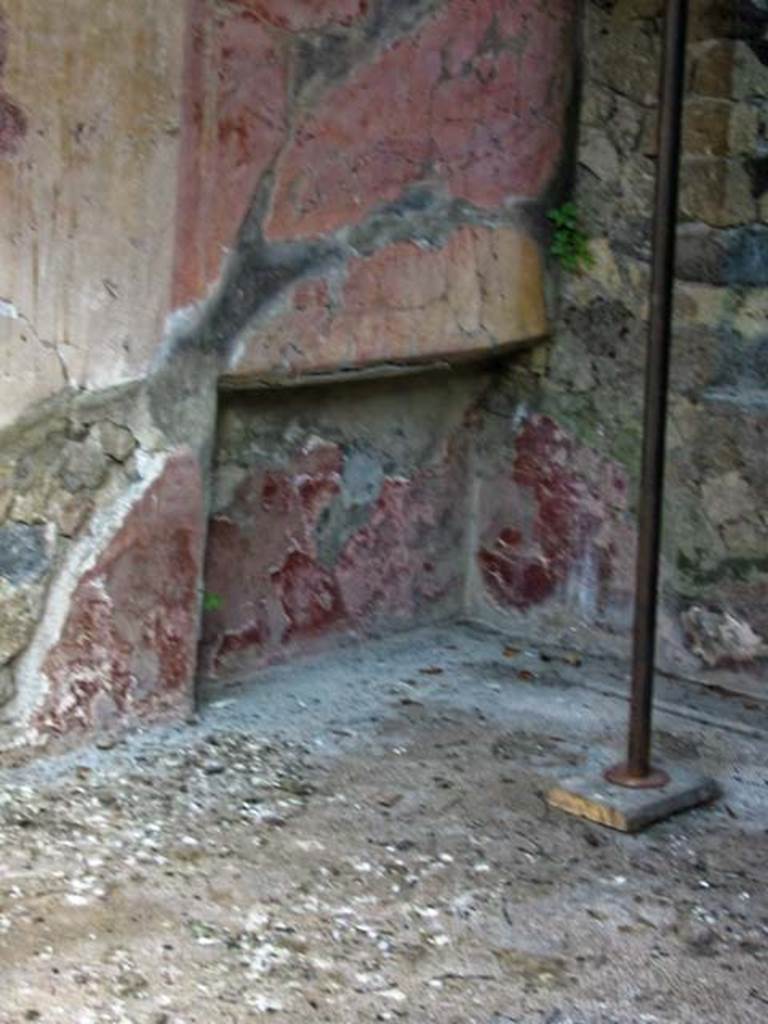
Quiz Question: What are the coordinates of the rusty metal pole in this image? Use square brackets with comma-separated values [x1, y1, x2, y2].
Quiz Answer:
[605, 0, 689, 789]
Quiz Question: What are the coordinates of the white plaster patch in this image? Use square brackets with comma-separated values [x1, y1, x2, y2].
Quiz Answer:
[0, 299, 19, 319]
[565, 542, 599, 622]
[162, 301, 203, 343]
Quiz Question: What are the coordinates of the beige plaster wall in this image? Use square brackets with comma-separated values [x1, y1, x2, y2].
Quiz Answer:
[0, 0, 185, 429]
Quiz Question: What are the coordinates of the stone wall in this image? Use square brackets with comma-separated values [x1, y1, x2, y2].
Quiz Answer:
[468, 0, 768, 679]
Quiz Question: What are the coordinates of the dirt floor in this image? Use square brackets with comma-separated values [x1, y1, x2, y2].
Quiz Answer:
[1, 623, 767, 1024]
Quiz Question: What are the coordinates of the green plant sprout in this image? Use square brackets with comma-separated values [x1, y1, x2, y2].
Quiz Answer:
[547, 201, 595, 273]
[203, 591, 224, 613]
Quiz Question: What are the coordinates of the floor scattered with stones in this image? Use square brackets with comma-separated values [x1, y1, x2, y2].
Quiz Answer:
[1, 623, 767, 1024]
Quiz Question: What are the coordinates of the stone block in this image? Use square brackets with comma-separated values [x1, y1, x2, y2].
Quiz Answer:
[680, 158, 756, 227]
[675, 224, 768, 286]
[0, 523, 51, 669]
[59, 439, 108, 493]
[94, 421, 136, 462]
[669, 324, 722, 397]
[0, 495, 10, 523]
[0, 577, 43, 665]
[606, 94, 645, 156]
[569, 237, 623, 301]
[0, 522, 49, 585]
[579, 129, 621, 181]
[728, 289, 768, 344]
[683, 99, 732, 157]
[673, 281, 729, 327]
[690, 39, 735, 98]
[619, 155, 657, 217]
[701, 470, 756, 529]
[729, 104, 759, 155]
[732, 40, 768, 100]
[0, 467, 12, 521]
[9, 488, 50, 526]
[50, 490, 94, 538]
[682, 606, 767, 668]
[721, 516, 768, 553]
[688, 1, 739, 43]
[580, 83, 616, 128]
[613, 0, 663, 19]
[589, 18, 659, 106]
[0, 663, 14, 707]
[547, 760, 720, 833]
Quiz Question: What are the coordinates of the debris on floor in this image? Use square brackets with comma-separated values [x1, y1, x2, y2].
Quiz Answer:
[1, 625, 767, 1023]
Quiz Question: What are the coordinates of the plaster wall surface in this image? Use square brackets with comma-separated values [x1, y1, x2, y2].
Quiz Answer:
[0, 0, 185, 428]
[0, 0, 576, 746]
[0, 0, 573, 432]
[202, 372, 484, 682]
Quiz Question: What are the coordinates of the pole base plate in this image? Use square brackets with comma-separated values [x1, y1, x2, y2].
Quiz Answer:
[604, 762, 670, 789]
[547, 758, 720, 833]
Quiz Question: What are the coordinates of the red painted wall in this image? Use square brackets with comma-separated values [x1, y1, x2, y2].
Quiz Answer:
[172, 0, 576, 379]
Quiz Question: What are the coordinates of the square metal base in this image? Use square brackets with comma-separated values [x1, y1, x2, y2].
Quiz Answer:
[547, 760, 720, 833]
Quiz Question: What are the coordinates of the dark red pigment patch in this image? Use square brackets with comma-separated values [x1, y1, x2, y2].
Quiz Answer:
[272, 550, 346, 641]
[0, 10, 27, 156]
[478, 415, 628, 613]
[200, 437, 467, 680]
[335, 476, 456, 621]
[479, 552, 559, 608]
[216, 619, 270, 663]
[37, 452, 205, 736]
[298, 472, 341, 521]
[261, 471, 294, 513]
[498, 527, 523, 548]
[199, 443, 345, 676]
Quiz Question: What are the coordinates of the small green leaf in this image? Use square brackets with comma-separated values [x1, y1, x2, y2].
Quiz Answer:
[547, 201, 593, 274]
[203, 591, 223, 613]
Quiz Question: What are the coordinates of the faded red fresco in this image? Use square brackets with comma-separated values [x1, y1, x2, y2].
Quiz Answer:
[477, 416, 633, 618]
[172, 0, 574, 307]
[230, 0, 369, 31]
[226, 225, 547, 382]
[200, 440, 466, 679]
[266, 0, 572, 241]
[37, 452, 206, 735]
[172, 0, 289, 307]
